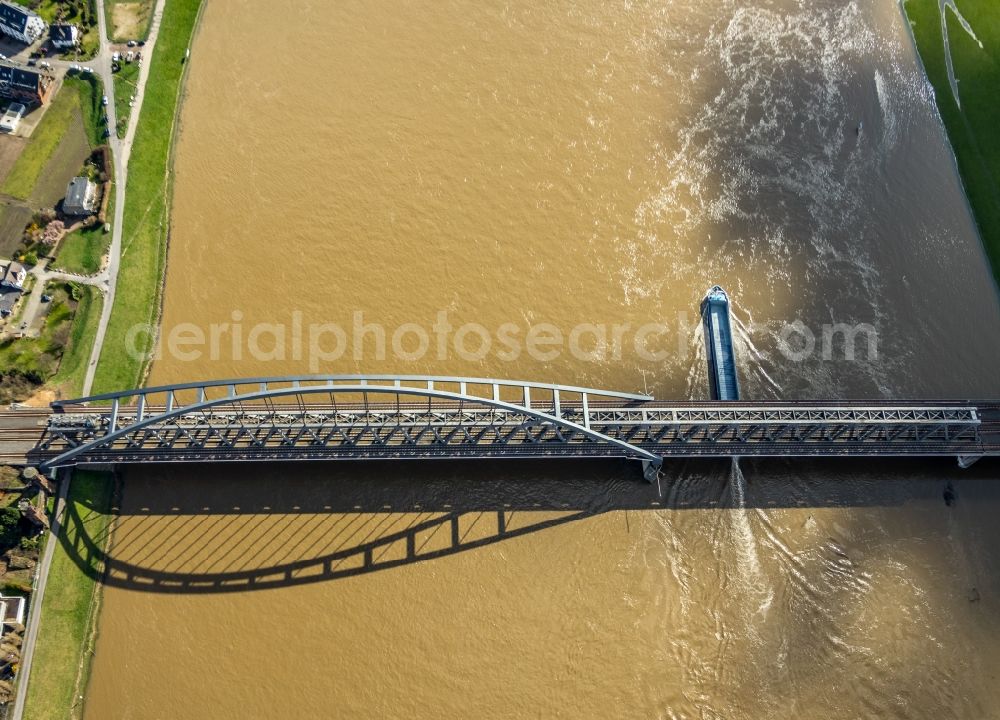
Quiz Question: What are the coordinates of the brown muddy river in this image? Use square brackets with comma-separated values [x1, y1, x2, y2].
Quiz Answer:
[82, 0, 1000, 717]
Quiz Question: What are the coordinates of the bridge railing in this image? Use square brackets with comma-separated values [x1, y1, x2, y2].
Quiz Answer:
[41, 376, 664, 476]
[33, 376, 996, 477]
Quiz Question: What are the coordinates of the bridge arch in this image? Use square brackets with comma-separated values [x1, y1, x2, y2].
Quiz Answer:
[42, 375, 663, 476]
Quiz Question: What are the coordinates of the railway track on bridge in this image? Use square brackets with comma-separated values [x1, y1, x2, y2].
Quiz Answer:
[0, 376, 991, 479]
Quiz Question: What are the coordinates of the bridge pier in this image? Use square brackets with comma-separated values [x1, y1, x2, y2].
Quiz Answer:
[958, 454, 983, 469]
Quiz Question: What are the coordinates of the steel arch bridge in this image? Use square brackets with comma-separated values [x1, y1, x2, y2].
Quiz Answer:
[28, 375, 1000, 479]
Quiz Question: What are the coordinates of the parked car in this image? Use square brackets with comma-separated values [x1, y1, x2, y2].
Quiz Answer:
[82, 66, 93, 73]
[127, 39, 136, 47]
[102, 95, 109, 106]
[41, 294, 51, 303]
[26, 58, 36, 66]
[112, 51, 120, 62]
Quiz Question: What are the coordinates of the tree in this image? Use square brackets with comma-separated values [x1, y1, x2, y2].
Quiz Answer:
[0, 507, 21, 550]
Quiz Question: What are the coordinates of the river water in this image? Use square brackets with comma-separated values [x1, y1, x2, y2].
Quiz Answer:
[82, 0, 1000, 717]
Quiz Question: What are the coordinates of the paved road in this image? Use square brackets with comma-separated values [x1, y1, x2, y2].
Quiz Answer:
[80, 0, 168, 396]
[9, 473, 70, 720]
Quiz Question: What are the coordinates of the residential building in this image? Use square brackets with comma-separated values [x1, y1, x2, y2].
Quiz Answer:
[49, 23, 78, 49]
[0, 60, 54, 106]
[0, 594, 25, 628]
[63, 176, 98, 215]
[0, 100, 24, 132]
[0, 0, 44, 45]
[1, 261, 25, 289]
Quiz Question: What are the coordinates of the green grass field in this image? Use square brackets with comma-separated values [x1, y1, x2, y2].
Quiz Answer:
[92, 0, 203, 393]
[21, 471, 115, 720]
[63, 73, 108, 149]
[49, 284, 102, 398]
[1, 89, 80, 201]
[52, 221, 111, 276]
[27, 107, 90, 209]
[905, 0, 1000, 285]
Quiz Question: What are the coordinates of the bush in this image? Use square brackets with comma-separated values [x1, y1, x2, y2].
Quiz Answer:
[0, 507, 22, 550]
[40, 219, 64, 247]
[32, 209, 56, 226]
[23, 251, 38, 266]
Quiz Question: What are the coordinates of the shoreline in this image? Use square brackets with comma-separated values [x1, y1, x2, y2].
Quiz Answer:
[899, 0, 1000, 297]
[141, 0, 208, 390]
[12, 0, 207, 715]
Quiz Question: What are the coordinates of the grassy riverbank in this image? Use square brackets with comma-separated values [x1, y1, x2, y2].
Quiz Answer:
[91, 0, 203, 393]
[22, 471, 115, 720]
[905, 0, 1000, 285]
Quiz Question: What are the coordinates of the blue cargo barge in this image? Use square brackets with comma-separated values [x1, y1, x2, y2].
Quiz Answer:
[700, 285, 740, 401]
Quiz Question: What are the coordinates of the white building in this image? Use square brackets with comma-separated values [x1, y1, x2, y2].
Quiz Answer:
[64, 176, 98, 216]
[0, 100, 24, 132]
[1, 261, 25, 289]
[49, 23, 79, 49]
[0, 1, 45, 45]
[0, 594, 25, 628]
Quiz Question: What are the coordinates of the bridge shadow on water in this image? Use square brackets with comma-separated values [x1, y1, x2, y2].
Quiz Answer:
[60, 456, 1000, 595]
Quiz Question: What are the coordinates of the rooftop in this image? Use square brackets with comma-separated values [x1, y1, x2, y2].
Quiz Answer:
[0, 0, 40, 34]
[0, 59, 49, 91]
[64, 176, 96, 214]
[49, 23, 77, 42]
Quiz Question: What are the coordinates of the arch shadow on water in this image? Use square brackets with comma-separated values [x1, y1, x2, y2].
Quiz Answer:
[59, 456, 1000, 595]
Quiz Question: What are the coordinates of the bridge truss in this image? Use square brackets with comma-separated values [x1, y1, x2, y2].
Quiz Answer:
[31, 376, 992, 480]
